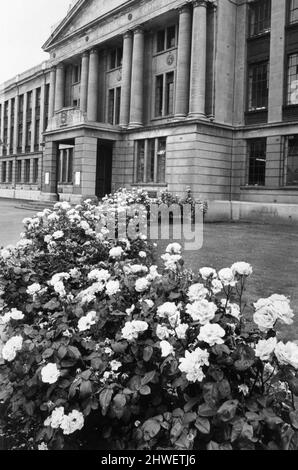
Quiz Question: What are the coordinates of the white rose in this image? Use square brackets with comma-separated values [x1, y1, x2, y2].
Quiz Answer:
[78, 311, 97, 332]
[211, 279, 223, 294]
[157, 302, 180, 328]
[238, 384, 249, 396]
[126, 304, 135, 315]
[160, 340, 175, 358]
[179, 348, 209, 383]
[275, 341, 298, 369]
[135, 278, 150, 293]
[156, 325, 171, 340]
[106, 280, 120, 297]
[187, 283, 208, 302]
[121, 320, 148, 341]
[41, 363, 60, 384]
[218, 268, 236, 287]
[139, 251, 147, 258]
[231, 262, 253, 277]
[253, 302, 277, 332]
[144, 299, 154, 309]
[44, 407, 65, 429]
[222, 301, 241, 320]
[197, 323, 226, 346]
[110, 360, 122, 371]
[109, 247, 124, 258]
[27, 283, 42, 296]
[199, 267, 217, 280]
[1, 335, 23, 362]
[88, 269, 110, 283]
[44, 235, 52, 244]
[52, 231, 64, 240]
[60, 410, 84, 435]
[161, 253, 182, 271]
[269, 294, 294, 325]
[9, 308, 24, 321]
[186, 300, 217, 325]
[255, 337, 277, 361]
[175, 323, 189, 340]
[166, 243, 182, 255]
[0, 248, 11, 260]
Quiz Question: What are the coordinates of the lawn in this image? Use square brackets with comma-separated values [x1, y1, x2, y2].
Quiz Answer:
[156, 222, 298, 341]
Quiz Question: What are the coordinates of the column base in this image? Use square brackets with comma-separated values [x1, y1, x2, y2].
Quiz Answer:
[187, 112, 208, 120]
[128, 122, 143, 129]
[173, 113, 188, 120]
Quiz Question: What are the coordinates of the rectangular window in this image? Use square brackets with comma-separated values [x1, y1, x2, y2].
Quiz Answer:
[248, 61, 269, 111]
[24, 160, 30, 183]
[2, 162, 7, 183]
[135, 137, 167, 184]
[16, 160, 22, 183]
[44, 84, 49, 130]
[10, 98, 15, 154]
[109, 47, 123, 70]
[33, 158, 39, 184]
[36, 88, 41, 118]
[155, 75, 164, 117]
[107, 87, 121, 125]
[34, 119, 40, 151]
[249, 0, 271, 37]
[289, 0, 298, 24]
[8, 161, 13, 183]
[72, 64, 81, 84]
[26, 122, 32, 152]
[247, 138, 267, 186]
[285, 135, 298, 185]
[3, 101, 8, 154]
[58, 147, 74, 184]
[287, 53, 298, 105]
[156, 25, 177, 53]
[165, 72, 174, 116]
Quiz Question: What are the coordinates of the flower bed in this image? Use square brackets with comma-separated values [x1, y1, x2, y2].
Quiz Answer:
[0, 197, 298, 451]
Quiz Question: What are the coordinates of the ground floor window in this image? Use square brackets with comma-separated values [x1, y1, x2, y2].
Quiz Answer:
[33, 158, 39, 184]
[247, 138, 267, 186]
[1, 162, 7, 183]
[135, 137, 167, 184]
[284, 135, 298, 186]
[8, 161, 13, 183]
[16, 160, 22, 183]
[58, 146, 74, 184]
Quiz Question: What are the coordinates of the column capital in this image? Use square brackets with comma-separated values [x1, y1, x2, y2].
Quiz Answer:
[192, 0, 217, 7]
[123, 30, 133, 40]
[82, 50, 89, 58]
[56, 62, 65, 70]
[132, 25, 144, 35]
[89, 48, 98, 55]
[177, 3, 192, 14]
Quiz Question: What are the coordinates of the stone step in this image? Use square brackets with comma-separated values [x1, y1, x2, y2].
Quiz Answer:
[14, 201, 55, 212]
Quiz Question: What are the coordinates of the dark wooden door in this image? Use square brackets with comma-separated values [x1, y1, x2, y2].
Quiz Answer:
[95, 140, 113, 199]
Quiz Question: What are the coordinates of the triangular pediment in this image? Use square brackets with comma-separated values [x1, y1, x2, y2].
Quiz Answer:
[43, 0, 131, 51]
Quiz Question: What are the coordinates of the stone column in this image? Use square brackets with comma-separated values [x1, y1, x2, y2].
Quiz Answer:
[0, 102, 4, 156]
[22, 92, 28, 153]
[13, 95, 19, 154]
[54, 63, 65, 112]
[31, 88, 37, 153]
[87, 49, 99, 121]
[39, 82, 46, 146]
[189, 0, 207, 119]
[119, 31, 133, 127]
[7, 100, 12, 155]
[129, 27, 145, 128]
[175, 4, 192, 118]
[80, 52, 89, 113]
[48, 67, 56, 118]
[268, 0, 286, 123]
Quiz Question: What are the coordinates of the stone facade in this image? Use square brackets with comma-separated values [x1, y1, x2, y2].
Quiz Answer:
[0, 0, 298, 223]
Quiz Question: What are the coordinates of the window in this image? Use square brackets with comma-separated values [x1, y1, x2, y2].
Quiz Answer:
[286, 53, 298, 105]
[248, 0, 271, 37]
[2, 162, 7, 183]
[44, 85, 49, 131]
[24, 160, 30, 183]
[36, 88, 41, 118]
[247, 139, 267, 186]
[18, 95, 24, 152]
[109, 47, 123, 70]
[26, 122, 32, 152]
[8, 161, 13, 183]
[72, 64, 81, 84]
[248, 61, 269, 111]
[135, 137, 167, 184]
[156, 25, 177, 53]
[3, 101, 8, 155]
[10, 98, 15, 154]
[107, 88, 121, 125]
[16, 160, 22, 183]
[33, 158, 39, 184]
[285, 135, 298, 185]
[155, 72, 175, 117]
[34, 119, 40, 151]
[289, 0, 298, 24]
[58, 147, 74, 184]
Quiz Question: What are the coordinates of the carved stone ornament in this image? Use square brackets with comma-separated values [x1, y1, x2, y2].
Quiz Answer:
[167, 53, 175, 66]
[61, 112, 68, 126]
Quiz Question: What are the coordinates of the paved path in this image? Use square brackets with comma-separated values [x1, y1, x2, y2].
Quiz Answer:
[0, 199, 35, 247]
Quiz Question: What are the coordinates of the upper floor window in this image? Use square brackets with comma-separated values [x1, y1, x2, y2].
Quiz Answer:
[155, 71, 175, 117]
[109, 47, 123, 70]
[156, 25, 177, 53]
[285, 135, 298, 185]
[287, 53, 298, 105]
[72, 64, 81, 84]
[135, 137, 167, 184]
[248, 0, 271, 37]
[247, 138, 267, 186]
[108, 87, 121, 125]
[247, 61, 269, 111]
[289, 0, 298, 24]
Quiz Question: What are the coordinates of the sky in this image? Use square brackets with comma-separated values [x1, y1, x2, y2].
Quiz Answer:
[0, 0, 73, 84]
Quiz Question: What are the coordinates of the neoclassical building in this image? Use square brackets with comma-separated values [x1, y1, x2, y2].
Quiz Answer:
[1, 0, 298, 223]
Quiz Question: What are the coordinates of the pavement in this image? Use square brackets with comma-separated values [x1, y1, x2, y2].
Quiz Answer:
[0, 199, 35, 247]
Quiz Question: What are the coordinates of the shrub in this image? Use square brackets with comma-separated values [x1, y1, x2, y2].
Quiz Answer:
[0, 204, 297, 451]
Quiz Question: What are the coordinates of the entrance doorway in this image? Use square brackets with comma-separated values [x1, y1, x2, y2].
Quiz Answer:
[95, 140, 113, 199]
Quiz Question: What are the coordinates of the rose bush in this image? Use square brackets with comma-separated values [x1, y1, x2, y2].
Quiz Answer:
[0, 199, 298, 451]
